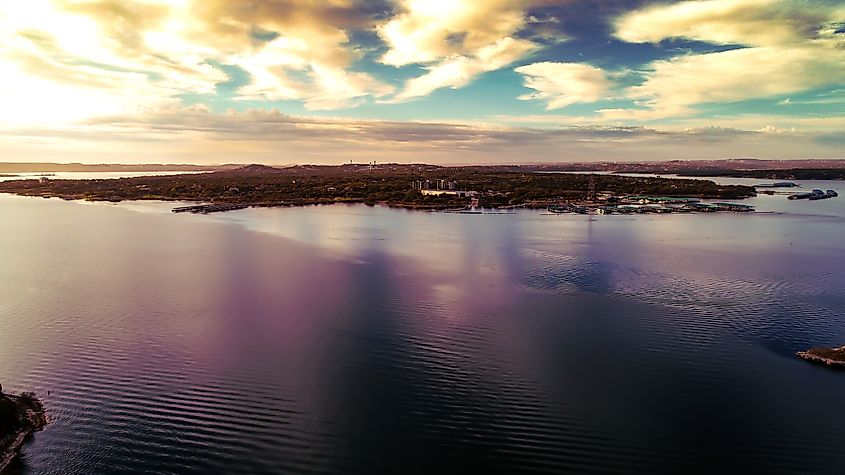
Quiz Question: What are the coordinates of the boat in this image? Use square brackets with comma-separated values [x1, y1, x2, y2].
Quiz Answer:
[548, 203, 590, 214]
[790, 189, 838, 201]
[808, 189, 825, 200]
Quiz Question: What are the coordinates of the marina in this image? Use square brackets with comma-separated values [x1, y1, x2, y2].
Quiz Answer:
[548, 196, 755, 215]
[787, 189, 838, 200]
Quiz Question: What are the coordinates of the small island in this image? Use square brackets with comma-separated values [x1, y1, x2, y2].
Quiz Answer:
[796, 346, 845, 369]
[0, 385, 46, 473]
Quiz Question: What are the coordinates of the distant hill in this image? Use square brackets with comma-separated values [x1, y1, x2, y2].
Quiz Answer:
[517, 159, 845, 173]
[221, 164, 285, 175]
[3, 159, 843, 175]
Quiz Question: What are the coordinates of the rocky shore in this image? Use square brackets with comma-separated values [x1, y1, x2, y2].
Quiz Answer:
[796, 346, 845, 369]
[0, 386, 47, 474]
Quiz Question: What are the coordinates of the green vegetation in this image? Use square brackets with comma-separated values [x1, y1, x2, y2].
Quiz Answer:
[0, 389, 40, 437]
[1, 386, 45, 462]
[0, 395, 19, 436]
[0, 164, 756, 209]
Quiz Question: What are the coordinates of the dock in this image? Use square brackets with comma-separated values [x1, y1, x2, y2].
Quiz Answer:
[754, 182, 798, 188]
[171, 204, 250, 214]
[548, 197, 755, 215]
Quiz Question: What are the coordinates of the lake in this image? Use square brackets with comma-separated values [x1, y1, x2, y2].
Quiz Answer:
[1, 177, 844, 473]
[0, 171, 210, 183]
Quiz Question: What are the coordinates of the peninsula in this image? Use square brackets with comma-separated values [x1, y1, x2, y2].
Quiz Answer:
[796, 346, 845, 369]
[676, 168, 845, 180]
[0, 163, 755, 211]
[0, 385, 46, 473]
[536, 159, 845, 178]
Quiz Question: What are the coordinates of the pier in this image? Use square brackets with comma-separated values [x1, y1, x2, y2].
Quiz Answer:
[171, 204, 250, 214]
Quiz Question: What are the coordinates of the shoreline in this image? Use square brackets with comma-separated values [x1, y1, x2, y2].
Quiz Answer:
[0, 391, 47, 474]
[0, 190, 753, 214]
[796, 346, 845, 369]
[0, 164, 757, 212]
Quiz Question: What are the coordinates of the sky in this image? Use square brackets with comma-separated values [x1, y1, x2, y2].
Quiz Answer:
[0, 0, 844, 164]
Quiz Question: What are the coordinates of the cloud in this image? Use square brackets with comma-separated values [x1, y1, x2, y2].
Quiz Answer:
[3, 105, 843, 164]
[0, 0, 229, 124]
[0, 0, 398, 120]
[1, 0, 842, 142]
[378, 0, 531, 66]
[626, 46, 845, 118]
[229, 37, 394, 110]
[389, 37, 535, 101]
[197, 0, 395, 108]
[515, 62, 612, 109]
[379, 0, 539, 100]
[776, 89, 845, 106]
[614, 0, 841, 47]
[491, 110, 845, 135]
[610, 0, 845, 119]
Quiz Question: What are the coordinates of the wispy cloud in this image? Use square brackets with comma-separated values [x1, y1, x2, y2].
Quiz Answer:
[387, 37, 536, 102]
[2, 105, 842, 163]
[379, 0, 539, 101]
[610, 0, 845, 119]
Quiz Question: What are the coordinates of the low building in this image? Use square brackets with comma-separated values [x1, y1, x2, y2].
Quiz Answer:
[413, 179, 459, 191]
[421, 189, 478, 198]
[412, 180, 430, 190]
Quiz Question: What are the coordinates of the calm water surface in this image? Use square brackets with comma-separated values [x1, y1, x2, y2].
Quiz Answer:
[0, 171, 209, 182]
[1, 178, 844, 473]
